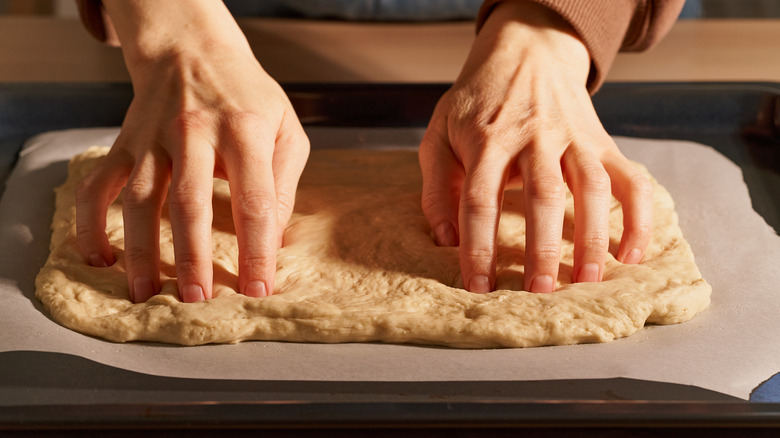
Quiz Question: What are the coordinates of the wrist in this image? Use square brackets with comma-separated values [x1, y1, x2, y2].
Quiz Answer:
[474, 1, 591, 83]
[102, 0, 251, 73]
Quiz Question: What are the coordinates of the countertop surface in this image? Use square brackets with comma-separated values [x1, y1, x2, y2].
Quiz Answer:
[1, 17, 779, 84]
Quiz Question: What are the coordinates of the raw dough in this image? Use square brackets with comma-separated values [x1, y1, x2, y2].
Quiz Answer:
[35, 147, 711, 348]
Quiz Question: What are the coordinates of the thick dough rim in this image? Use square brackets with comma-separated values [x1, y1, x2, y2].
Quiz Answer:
[35, 147, 711, 348]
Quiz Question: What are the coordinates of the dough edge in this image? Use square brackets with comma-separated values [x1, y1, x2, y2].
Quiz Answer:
[35, 146, 712, 348]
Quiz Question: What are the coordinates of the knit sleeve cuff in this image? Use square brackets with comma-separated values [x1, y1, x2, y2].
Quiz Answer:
[476, 0, 682, 93]
[75, 0, 119, 46]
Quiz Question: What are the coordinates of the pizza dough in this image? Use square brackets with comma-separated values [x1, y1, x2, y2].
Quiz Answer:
[35, 147, 711, 348]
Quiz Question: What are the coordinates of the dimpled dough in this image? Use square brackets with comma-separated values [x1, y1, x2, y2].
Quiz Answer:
[35, 147, 711, 347]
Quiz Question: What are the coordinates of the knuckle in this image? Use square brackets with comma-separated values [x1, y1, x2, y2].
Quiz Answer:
[448, 114, 497, 145]
[463, 247, 494, 266]
[530, 243, 561, 264]
[75, 178, 94, 205]
[419, 118, 451, 154]
[288, 132, 311, 156]
[173, 253, 207, 277]
[223, 111, 269, 136]
[172, 110, 213, 136]
[239, 253, 275, 270]
[459, 188, 499, 219]
[228, 110, 265, 126]
[168, 186, 210, 220]
[233, 189, 276, 221]
[296, 130, 312, 150]
[421, 188, 457, 216]
[578, 167, 611, 195]
[75, 222, 100, 241]
[274, 191, 296, 217]
[629, 222, 654, 241]
[627, 173, 654, 198]
[75, 175, 105, 210]
[467, 124, 494, 147]
[75, 182, 105, 241]
[122, 179, 156, 210]
[580, 232, 610, 251]
[525, 174, 566, 201]
[124, 246, 154, 266]
[418, 136, 437, 158]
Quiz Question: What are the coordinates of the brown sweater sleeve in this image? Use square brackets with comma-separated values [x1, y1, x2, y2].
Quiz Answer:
[78, 0, 681, 91]
[477, 0, 685, 92]
[75, 0, 119, 46]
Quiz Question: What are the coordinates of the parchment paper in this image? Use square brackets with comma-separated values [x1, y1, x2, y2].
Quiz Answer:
[1, 127, 779, 400]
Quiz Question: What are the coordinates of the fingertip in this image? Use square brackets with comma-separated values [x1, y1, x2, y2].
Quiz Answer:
[89, 252, 112, 268]
[419, 135, 462, 251]
[76, 152, 130, 271]
[620, 248, 643, 265]
[467, 274, 492, 294]
[574, 262, 601, 283]
[433, 221, 459, 247]
[244, 280, 269, 298]
[132, 276, 156, 303]
[181, 284, 206, 303]
[603, 157, 653, 268]
[528, 275, 555, 294]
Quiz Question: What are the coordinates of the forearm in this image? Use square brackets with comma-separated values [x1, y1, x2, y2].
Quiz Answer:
[100, 0, 253, 73]
[464, 0, 590, 87]
[476, 0, 685, 92]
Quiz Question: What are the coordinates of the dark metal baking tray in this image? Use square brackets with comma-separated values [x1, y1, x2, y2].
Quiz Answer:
[2, 81, 778, 231]
[1, 82, 779, 434]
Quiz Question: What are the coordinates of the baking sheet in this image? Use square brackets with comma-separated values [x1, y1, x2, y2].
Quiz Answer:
[1, 127, 779, 401]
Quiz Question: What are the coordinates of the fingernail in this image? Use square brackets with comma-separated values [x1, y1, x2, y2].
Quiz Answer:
[529, 275, 554, 294]
[89, 253, 108, 268]
[245, 280, 268, 298]
[468, 275, 491, 294]
[434, 222, 458, 247]
[181, 284, 205, 303]
[623, 248, 642, 265]
[133, 276, 155, 303]
[577, 263, 600, 283]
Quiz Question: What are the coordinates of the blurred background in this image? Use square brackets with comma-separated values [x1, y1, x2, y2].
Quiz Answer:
[0, 0, 76, 16]
[1, 0, 779, 19]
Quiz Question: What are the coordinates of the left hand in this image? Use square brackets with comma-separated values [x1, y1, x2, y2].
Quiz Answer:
[75, 0, 310, 303]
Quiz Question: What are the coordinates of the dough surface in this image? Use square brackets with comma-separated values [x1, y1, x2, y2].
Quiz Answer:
[35, 147, 711, 347]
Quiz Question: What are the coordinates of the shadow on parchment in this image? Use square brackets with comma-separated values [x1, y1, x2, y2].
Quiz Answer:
[0, 350, 742, 404]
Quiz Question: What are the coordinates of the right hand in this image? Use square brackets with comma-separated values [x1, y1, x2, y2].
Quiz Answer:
[75, 0, 309, 303]
[419, 0, 653, 294]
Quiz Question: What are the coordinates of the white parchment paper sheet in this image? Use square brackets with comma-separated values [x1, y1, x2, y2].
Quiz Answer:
[1, 127, 779, 400]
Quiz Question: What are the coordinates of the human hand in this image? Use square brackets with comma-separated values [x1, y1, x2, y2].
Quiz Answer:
[75, 0, 309, 303]
[419, 1, 652, 294]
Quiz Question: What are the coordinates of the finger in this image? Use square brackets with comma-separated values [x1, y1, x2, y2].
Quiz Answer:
[520, 150, 566, 294]
[272, 112, 310, 248]
[221, 117, 278, 298]
[458, 150, 508, 294]
[603, 155, 654, 264]
[419, 125, 463, 248]
[562, 147, 611, 283]
[121, 150, 170, 303]
[168, 136, 215, 303]
[75, 148, 132, 268]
